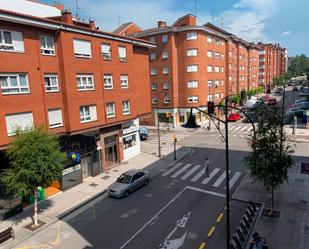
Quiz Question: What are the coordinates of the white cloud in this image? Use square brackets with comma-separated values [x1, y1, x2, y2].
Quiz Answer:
[281, 30, 291, 36]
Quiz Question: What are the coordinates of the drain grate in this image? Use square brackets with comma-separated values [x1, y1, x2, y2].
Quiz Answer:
[102, 175, 111, 180]
[89, 183, 98, 187]
[304, 226, 309, 235]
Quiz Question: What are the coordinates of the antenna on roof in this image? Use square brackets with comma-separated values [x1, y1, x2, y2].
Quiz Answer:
[194, 0, 197, 17]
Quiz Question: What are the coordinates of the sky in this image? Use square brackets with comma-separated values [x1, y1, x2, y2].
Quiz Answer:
[43, 0, 308, 56]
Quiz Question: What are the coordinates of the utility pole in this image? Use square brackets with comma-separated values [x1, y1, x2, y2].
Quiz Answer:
[156, 109, 161, 157]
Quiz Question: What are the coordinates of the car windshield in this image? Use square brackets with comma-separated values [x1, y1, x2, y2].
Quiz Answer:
[117, 174, 132, 184]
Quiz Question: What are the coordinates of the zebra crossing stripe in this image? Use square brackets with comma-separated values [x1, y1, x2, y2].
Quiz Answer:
[229, 172, 242, 189]
[240, 126, 248, 131]
[201, 168, 220, 184]
[233, 126, 242, 131]
[162, 162, 183, 176]
[181, 165, 201, 180]
[228, 126, 237, 131]
[171, 164, 192, 178]
[191, 168, 206, 182]
[212, 170, 231, 187]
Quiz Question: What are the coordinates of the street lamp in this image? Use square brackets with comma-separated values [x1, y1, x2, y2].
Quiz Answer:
[182, 96, 256, 249]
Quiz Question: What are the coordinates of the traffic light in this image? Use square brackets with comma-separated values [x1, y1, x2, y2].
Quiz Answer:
[207, 101, 215, 115]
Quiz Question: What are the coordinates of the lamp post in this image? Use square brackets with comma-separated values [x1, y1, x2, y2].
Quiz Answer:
[182, 97, 256, 249]
[156, 108, 161, 157]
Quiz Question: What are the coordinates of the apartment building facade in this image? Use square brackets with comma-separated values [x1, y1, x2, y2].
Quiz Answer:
[258, 43, 288, 89]
[0, 8, 154, 191]
[116, 15, 261, 127]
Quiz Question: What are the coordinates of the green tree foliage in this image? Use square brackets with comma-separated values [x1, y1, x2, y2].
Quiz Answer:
[231, 94, 240, 105]
[273, 76, 286, 86]
[0, 127, 66, 225]
[287, 54, 309, 78]
[244, 107, 294, 212]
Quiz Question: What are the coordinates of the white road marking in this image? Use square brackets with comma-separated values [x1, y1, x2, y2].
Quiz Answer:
[171, 164, 192, 178]
[191, 168, 206, 182]
[228, 126, 236, 131]
[213, 170, 231, 187]
[229, 172, 242, 189]
[233, 126, 242, 131]
[162, 162, 183, 176]
[240, 126, 248, 131]
[181, 165, 201, 180]
[186, 186, 225, 197]
[201, 168, 220, 184]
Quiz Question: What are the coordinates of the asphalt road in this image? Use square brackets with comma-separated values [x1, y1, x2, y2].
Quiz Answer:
[14, 147, 249, 249]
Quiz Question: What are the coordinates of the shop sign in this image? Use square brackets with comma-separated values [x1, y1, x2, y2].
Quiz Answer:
[62, 164, 81, 176]
[122, 119, 139, 135]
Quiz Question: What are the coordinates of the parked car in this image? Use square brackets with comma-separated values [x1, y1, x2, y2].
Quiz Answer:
[295, 99, 308, 105]
[107, 169, 150, 198]
[227, 113, 242, 122]
[139, 127, 149, 141]
[286, 108, 306, 119]
[299, 92, 309, 97]
[268, 98, 277, 105]
[292, 86, 299, 91]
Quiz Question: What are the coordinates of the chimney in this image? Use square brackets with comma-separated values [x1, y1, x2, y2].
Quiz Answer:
[158, 21, 167, 28]
[89, 20, 96, 30]
[61, 10, 73, 25]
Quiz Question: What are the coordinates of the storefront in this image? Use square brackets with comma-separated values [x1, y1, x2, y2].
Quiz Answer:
[122, 119, 140, 161]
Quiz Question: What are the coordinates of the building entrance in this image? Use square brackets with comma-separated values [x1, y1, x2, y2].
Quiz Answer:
[104, 135, 119, 168]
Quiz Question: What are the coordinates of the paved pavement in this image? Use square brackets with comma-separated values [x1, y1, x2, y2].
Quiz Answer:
[0, 140, 192, 249]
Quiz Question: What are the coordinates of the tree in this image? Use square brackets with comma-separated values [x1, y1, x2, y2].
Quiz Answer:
[231, 94, 240, 105]
[287, 54, 309, 78]
[273, 76, 285, 86]
[0, 127, 66, 227]
[244, 107, 294, 215]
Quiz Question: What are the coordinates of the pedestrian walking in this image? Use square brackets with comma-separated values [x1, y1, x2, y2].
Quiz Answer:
[204, 157, 211, 177]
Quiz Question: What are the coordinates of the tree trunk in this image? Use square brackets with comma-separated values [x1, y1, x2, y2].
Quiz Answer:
[33, 188, 38, 227]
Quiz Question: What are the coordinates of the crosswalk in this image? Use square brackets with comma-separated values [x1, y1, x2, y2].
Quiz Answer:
[162, 162, 242, 189]
[146, 133, 190, 145]
[227, 124, 254, 133]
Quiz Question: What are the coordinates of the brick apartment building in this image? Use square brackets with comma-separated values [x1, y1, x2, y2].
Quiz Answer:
[258, 43, 288, 89]
[0, 4, 154, 192]
[114, 15, 261, 127]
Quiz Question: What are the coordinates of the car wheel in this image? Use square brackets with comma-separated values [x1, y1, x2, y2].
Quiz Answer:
[144, 179, 150, 185]
[124, 190, 130, 197]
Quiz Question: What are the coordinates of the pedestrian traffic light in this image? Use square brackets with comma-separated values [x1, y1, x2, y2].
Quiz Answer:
[207, 101, 215, 115]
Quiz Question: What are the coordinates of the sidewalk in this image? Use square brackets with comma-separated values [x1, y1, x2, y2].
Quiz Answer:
[233, 159, 309, 249]
[0, 145, 192, 249]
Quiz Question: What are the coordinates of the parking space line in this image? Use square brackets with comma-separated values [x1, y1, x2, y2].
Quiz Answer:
[199, 242, 206, 249]
[216, 213, 224, 223]
[207, 226, 216, 237]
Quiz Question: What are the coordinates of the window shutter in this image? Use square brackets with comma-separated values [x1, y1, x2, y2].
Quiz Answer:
[48, 109, 63, 127]
[89, 105, 97, 121]
[73, 39, 91, 57]
[5, 112, 33, 136]
[12, 31, 24, 52]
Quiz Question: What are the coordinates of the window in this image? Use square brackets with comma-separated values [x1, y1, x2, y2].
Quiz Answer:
[221, 80, 224, 86]
[80, 105, 97, 123]
[104, 74, 113, 89]
[163, 82, 170, 89]
[229, 63, 232, 69]
[151, 83, 157, 90]
[122, 101, 130, 115]
[162, 51, 168, 59]
[221, 67, 224, 72]
[187, 32, 197, 40]
[0, 30, 24, 52]
[187, 48, 197, 57]
[207, 95, 213, 101]
[259, 50, 265, 54]
[215, 38, 220, 44]
[149, 36, 155, 43]
[73, 39, 91, 58]
[106, 102, 116, 118]
[119, 75, 129, 88]
[151, 68, 157, 76]
[5, 112, 33, 136]
[150, 53, 156, 60]
[40, 35, 55, 55]
[118, 46, 127, 61]
[215, 52, 219, 59]
[162, 67, 169, 75]
[229, 76, 232, 81]
[101, 43, 111, 60]
[77, 74, 94, 90]
[207, 66, 212, 72]
[123, 134, 136, 149]
[188, 80, 198, 88]
[214, 80, 219, 88]
[207, 36, 212, 43]
[207, 80, 212, 87]
[44, 74, 59, 92]
[187, 65, 198, 73]
[164, 96, 170, 104]
[152, 97, 158, 104]
[207, 50, 213, 57]
[162, 34, 168, 43]
[188, 96, 199, 103]
[48, 109, 63, 128]
[0, 73, 29, 94]
[215, 93, 219, 100]
[214, 66, 219, 72]
[229, 51, 232, 57]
